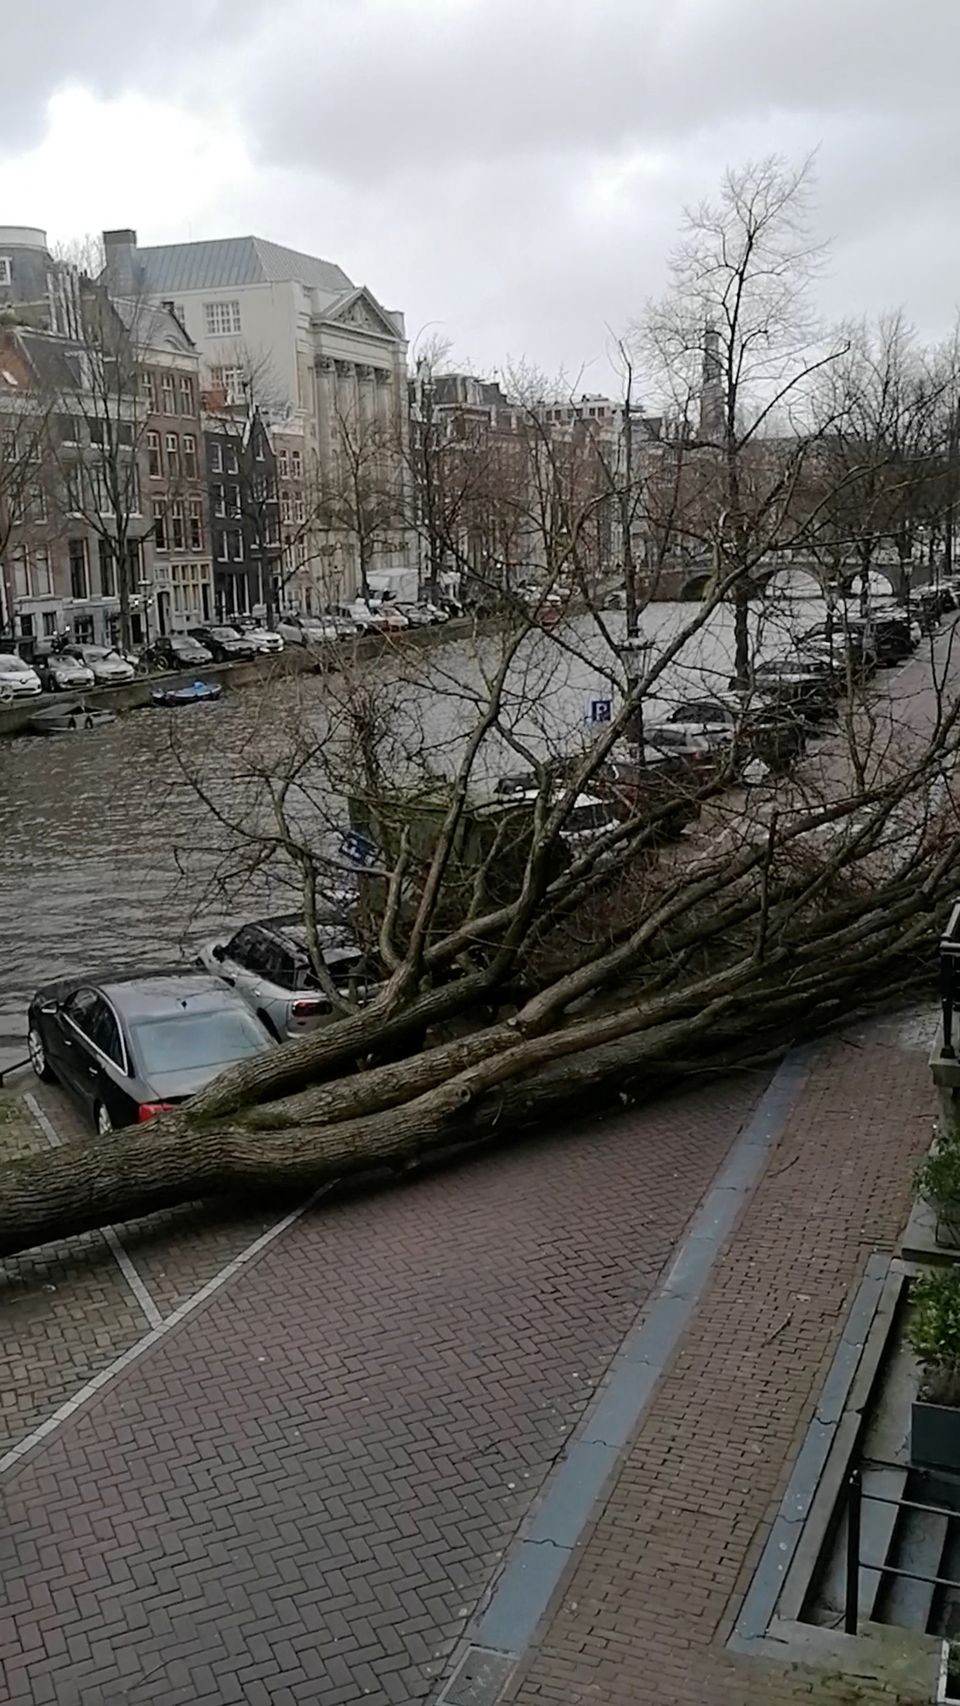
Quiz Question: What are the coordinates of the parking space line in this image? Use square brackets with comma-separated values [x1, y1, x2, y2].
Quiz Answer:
[25, 1091, 164, 1329]
[1, 1174, 321, 1479]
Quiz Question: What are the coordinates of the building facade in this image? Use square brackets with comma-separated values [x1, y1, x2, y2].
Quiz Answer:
[203, 408, 280, 618]
[114, 230, 416, 608]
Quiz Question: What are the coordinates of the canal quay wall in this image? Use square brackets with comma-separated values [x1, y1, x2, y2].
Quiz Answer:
[0, 616, 481, 739]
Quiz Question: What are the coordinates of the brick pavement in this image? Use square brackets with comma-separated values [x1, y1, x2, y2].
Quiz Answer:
[505, 1012, 936, 1706]
[1, 1084, 285, 1457]
[1, 1072, 764, 1706]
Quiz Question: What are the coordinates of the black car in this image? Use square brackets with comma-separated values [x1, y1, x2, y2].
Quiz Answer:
[145, 633, 213, 669]
[188, 625, 257, 662]
[27, 968, 275, 1132]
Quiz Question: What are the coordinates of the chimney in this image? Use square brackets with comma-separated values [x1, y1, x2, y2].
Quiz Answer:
[698, 321, 724, 442]
[102, 228, 139, 295]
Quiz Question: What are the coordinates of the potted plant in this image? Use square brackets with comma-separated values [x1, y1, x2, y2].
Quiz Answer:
[909, 1267, 960, 1470]
[914, 1134, 960, 1247]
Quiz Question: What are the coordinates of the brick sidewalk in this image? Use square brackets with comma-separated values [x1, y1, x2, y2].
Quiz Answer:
[1, 1073, 764, 1706]
[506, 1013, 935, 1706]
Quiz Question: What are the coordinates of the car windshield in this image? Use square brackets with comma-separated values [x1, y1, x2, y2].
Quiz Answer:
[131, 1008, 269, 1074]
[0, 654, 32, 672]
[210, 627, 240, 640]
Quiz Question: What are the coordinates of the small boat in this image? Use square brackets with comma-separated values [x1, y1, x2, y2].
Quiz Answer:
[150, 680, 223, 708]
[30, 701, 117, 736]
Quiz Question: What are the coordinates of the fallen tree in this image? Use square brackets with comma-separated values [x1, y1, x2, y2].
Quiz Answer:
[5, 154, 960, 1260]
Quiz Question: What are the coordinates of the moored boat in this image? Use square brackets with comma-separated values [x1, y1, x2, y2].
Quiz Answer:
[150, 680, 223, 707]
[30, 701, 117, 736]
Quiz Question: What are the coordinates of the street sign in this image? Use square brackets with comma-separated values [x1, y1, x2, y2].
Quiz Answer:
[339, 829, 380, 870]
[586, 696, 613, 726]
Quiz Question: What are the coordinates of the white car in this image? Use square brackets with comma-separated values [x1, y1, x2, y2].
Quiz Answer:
[238, 625, 285, 654]
[349, 600, 387, 633]
[376, 605, 410, 632]
[277, 615, 337, 646]
[0, 652, 43, 699]
[66, 645, 135, 684]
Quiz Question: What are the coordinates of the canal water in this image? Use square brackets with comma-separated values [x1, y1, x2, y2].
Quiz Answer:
[0, 598, 819, 1069]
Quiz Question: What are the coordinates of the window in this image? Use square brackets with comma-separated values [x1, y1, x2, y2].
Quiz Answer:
[209, 440, 222, 474]
[88, 999, 124, 1069]
[10, 549, 29, 599]
[32, 549, 51, 597]
[0, 258, 11, 286]
[161, 373, 176, 413]
[65, 470, 82, 514]
[277, 449, 289, 479]
[183, 434, 197, 479]
[280, 491, 292, 523]
[18, 613, 34, 636]
[146, 371, 160, 414]
[179, 375, 195, 416]
[229, 530, 244, 561]
[98, 539, 114, 598]
[88, 417, 105, 447]
[294, 494, 305, 524]
[291, 450, 302, 478]
[225, 444, 238, 475]
[228, 483, 241, 517]
[146, 431, 162, 477]
[165, 433, 180, 478]
[216, 532, 229, 562]
[42, 611, 56, 637]
[213, 482, 225, 518]
[61, 415, 83, 446]
[171, 501, 185, 550]
[68, 537, 88, 600]
[126, 541, 141, 589]
[153, 499, 167, 551]
[254, 433, 265, 462]
[27, 484, 47, 523]
[204, 299, 242, 336]
[188, 501, 203, 551]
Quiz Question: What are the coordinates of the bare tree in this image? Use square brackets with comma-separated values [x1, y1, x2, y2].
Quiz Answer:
[8, 160, 960, 1258]
[641, 154, 842, 685]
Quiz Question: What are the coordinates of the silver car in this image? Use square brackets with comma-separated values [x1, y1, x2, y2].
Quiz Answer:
[199, 913, 367, 1040]
[39, 652, 96, 691]
[66, 645, 136, 683]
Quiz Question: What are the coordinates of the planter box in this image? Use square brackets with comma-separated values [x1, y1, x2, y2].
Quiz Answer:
[911, 1398, 960, 1471]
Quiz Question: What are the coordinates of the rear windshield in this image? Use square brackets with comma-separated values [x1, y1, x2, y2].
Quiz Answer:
[131, 1009, 269, 1074]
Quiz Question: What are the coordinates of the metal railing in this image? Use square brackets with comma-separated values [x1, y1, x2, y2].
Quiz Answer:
[845, 1464, 960, 1634]
[940, 899, 960, 1057]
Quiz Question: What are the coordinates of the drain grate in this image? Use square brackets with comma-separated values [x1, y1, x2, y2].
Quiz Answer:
[436, 1645, 516, 1706]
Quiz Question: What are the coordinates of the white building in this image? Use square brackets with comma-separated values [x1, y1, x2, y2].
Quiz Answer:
[105, 231, 416, 606]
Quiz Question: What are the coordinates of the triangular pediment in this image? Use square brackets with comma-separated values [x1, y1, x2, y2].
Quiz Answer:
[322, 287, 402, 342]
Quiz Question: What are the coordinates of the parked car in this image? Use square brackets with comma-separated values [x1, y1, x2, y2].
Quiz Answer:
[36, 651, 96, 692]
[320, 611, 360, 640]
[375, 604, 410, 632]
[143, 633, 213, 669]
[393, 603, 433, 627]
[199, 913, 368, 1040]
[423, 601, 452, 624]
[276, 614, 338, 646]
[349, 600, 390, 634]
[27, 967, 274, 1132]
[232, 621, 285, 654]
[188, 625, 257, 662]
[646, 695, 805, 774]
[64, 644, 135, 684]
[0, 651, 43, 699]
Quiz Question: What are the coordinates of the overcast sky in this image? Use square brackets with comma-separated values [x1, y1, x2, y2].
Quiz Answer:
[5, 0, 960, 396]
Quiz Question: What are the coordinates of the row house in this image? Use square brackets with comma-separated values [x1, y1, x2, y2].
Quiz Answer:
[131, 302, 213, 632]
[202, 403, 281, 619]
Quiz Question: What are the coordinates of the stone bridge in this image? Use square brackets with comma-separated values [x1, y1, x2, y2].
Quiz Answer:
[639, 557, 941, 604]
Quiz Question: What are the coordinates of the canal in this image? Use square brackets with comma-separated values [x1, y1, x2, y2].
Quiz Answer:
[0, 598, 818, 1069]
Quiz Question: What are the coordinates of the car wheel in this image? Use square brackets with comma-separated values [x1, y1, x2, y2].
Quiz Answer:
[95, 1101, 113, 1136]
[28, 1025, 56, 1082]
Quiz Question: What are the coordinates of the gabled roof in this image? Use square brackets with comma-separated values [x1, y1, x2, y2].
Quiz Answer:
[111, 296, 195, 354]
[317, 284, 405, 341]
[136, 236, 352, 296]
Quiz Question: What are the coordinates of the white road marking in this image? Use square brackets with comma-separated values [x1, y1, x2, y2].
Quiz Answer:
[1, 1180, 321, 1478]
[24, 1092, 164, 1329]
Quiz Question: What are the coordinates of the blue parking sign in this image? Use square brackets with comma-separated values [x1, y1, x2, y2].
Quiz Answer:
[588, 697, 612, 725]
